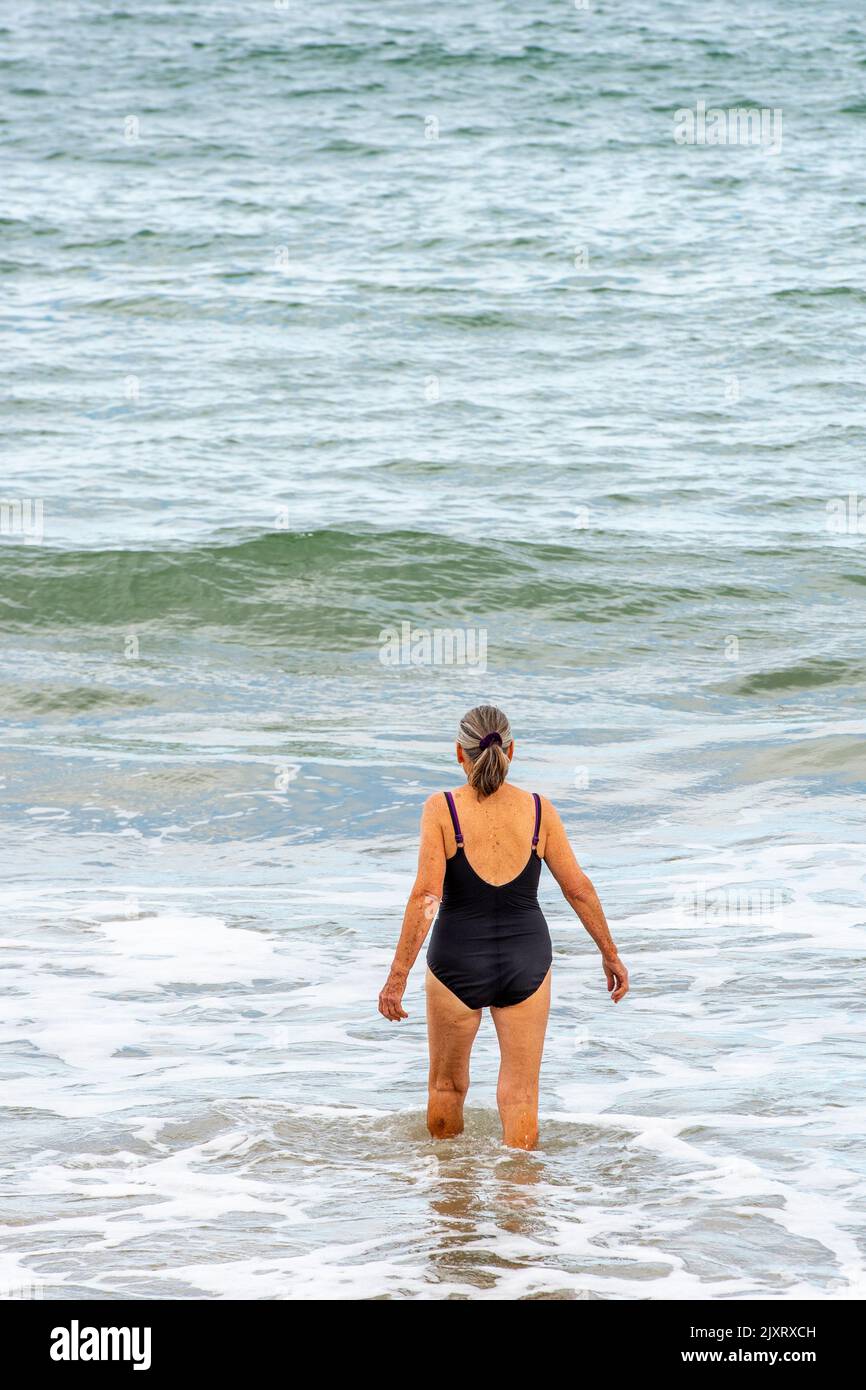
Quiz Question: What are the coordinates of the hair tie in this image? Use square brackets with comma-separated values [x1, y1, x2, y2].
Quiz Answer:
[478, 731, 503, 751]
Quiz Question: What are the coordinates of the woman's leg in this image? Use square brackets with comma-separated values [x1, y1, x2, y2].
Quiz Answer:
[424, 968, 482, 1138]
[490, 968, 552, 1150]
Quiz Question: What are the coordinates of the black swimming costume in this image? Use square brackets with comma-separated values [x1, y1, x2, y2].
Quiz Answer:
[426, 791, 553, 1009]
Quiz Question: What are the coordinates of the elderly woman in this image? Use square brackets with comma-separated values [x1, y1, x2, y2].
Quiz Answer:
[379, 704, 628, 1150]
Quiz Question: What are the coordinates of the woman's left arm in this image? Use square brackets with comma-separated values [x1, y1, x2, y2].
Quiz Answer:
[378, 796, 446, 1021]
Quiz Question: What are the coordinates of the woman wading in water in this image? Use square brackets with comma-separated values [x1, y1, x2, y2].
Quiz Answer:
[379, 704, 628, 1150]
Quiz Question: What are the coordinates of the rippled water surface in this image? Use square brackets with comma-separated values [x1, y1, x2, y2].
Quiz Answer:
[1, 0, 865, 1299]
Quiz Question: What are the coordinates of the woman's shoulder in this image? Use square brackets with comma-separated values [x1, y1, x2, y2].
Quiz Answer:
[425, 784, 559, 814]
[448, 783, 550, 812]
[422, 790, 449, 812]
[422, 789, 459, 822]
[508, 786, 562, 824]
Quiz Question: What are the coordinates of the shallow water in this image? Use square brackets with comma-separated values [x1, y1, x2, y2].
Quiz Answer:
[1, 0, 865, 1299]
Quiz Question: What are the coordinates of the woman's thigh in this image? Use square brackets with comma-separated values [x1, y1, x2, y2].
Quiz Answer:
[425, 967, 482, 1085]
[490, 967, 551, 1091]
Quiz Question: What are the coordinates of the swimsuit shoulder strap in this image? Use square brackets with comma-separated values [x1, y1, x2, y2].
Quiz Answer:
[443, 790, 464, 847]
[531, 792, 541, 850]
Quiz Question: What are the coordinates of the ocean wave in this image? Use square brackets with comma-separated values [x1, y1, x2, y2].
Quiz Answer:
[735, 660, 863, 695]
[0, 528, 715, 640]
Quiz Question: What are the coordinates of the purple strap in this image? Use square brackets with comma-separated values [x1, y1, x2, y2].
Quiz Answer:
[443, 791, 463, 846]
[532, 792, 541, 849]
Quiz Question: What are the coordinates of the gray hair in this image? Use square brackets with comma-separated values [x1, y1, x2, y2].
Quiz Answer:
[457, 704, 513, 799]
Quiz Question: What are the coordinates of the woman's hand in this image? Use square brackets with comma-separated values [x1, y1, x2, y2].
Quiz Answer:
[603, 953, 629, 1003]
[379, 969, 409, 1021]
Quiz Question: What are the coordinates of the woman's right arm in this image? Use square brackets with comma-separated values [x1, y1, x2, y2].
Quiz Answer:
[541, 799, 629, 1003]
[378, 795, 446, 1021]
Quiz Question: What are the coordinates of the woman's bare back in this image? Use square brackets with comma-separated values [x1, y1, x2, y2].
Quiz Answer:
[440, 783, 548, 885]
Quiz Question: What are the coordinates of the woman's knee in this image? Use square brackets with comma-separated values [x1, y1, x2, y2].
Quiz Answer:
[429, 1074, 468, 1100]
[496, 1078, 538, 1109]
